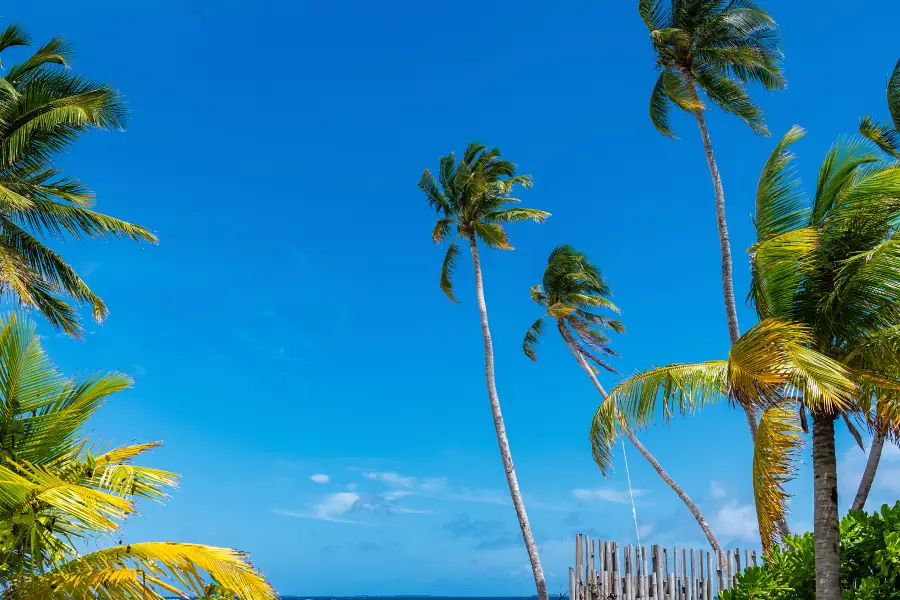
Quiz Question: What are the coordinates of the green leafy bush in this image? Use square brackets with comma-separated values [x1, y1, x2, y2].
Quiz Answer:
[721, 501, 900, 600]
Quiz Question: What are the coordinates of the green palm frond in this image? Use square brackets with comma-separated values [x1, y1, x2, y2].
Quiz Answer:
[472, 222, 512, 250]
[662, 70, 704, 112]
[812, 137, 881, 225]
[753, 405, 802, 556]
[484, 208, 550, 224]
[692, 64, 767, 135]
[754, 126, 808, 241]
[602, 361, 730, 431]
[439, 241, 460, 303]
[523, 316, 546, 361]
[859, 116, 900, 160]
[0, 24, 30, 58]
[749, 227, 818, 320]
[650, 72, 677, 138]
[639, 0, 670, 31]
[889, 58, 900, 131]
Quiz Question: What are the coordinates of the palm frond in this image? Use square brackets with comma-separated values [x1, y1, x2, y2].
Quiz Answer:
[4, 37, 74, 85]
[472, 222, 511, 250]
[692, 65, 767, 135]
[748, 227, 818, 320]
[439, 241, 460, 303]
[859, 116, 900, 160]
[812, 137, 881, 225]
[22, 542, 277, 600]
[484, 208, 550, 224]
[0, 24, 30, 58]
[662, 70, 704, 112]
[650, 72, 677, 138]
[753, 405, 802, 556]
[755, 126, 808, 241]
[888, 58, 900, 132]
[639, 0, 670, 31]
[604, 361, 730, 430]
[523, 316, 546, 361]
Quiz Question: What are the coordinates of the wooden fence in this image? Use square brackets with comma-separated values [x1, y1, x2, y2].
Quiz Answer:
[569, 534, 758, 600]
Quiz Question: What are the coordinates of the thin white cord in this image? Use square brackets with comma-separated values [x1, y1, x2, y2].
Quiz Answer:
[621, 437, 641, 547]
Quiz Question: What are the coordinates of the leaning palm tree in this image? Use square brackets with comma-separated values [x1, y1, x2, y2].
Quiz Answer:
[419, 143, 550, 600]
[0, 313, 276, 599]
[524, 244, 726, 561]
[747, 126, 900, 599]
[859, 58, 900, 160]
[639, 0, 785, 438]
[0, 24, 156, 339]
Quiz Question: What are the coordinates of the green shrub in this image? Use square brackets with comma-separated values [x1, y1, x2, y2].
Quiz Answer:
[721, 501, 900, 600]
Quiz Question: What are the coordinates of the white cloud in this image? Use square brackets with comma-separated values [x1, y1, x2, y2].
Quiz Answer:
[572, 488, 647, 504]
[383, 490, 413, 501]
[363, 471, 418, 488]
[310, 474, 330, 484]
[277, 492, 363, 524]
[714, 500, 758, 541]
[710, 481, 728, 499]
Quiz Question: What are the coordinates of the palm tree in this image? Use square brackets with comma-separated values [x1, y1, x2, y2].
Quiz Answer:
[589, 316, 855, 554]
[746, 126, 900, 599]
[418, 143, 550, 600]
[0, 313, 276, 599]
[639, 0, 785, 438]
[852, 58, 900, 511]
[0, 24, 156, 339]
[523, 244, 726, 561]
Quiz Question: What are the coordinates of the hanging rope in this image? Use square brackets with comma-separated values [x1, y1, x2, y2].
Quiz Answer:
[621, 437, 641, 547]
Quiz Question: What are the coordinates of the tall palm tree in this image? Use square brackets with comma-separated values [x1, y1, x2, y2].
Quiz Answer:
[0, 313, 276, 599]
[639, 0, 785, 438]
[419, 143, 550, 600]
[523, 244, 726, 561]
[0, 24, 156, 339]
[747, 126, 900, 599]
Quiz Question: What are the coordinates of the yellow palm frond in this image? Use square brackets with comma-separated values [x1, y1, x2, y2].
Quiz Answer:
[753, 405, 802, 556]
[729, 319, 855, 411]
[22, 542, 277, 600]
[0, 461, 133, 533]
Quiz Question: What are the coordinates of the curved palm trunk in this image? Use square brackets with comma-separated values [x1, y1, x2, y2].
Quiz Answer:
[684, 77, 759, 443]
[466, 234, 547, 600]
[851, 432, 884, 512]
[812, 412, 842, 600]
[559, 324, 726, 563]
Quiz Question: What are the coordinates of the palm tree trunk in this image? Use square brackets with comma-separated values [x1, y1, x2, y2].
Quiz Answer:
[851, 432, 884, 512]
[559, 323, 726, 563]
[812, 412, 842, 600]
[466, 233, 547, 600]
[684, 76, 759, 443]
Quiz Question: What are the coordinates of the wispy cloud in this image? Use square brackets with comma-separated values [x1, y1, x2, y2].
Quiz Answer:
[277, 492, 364, 524]
[714, 500, 758, 541]
[361, 470, 519, 507]
[573, 488, 647, 504]
[310, 474, 330, 484]
[710, 481, 728, 499]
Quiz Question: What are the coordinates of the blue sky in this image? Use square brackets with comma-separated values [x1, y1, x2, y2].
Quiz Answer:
[10, 0, 900, 595]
